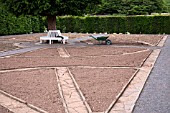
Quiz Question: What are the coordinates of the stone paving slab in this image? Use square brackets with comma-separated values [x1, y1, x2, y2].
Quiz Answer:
[109, 49, 161, 113]
[55, 67, 90, 113]
[0, 46, 43, 57]
[0, 92, 43, 113]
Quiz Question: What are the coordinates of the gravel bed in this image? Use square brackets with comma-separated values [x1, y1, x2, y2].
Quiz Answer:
[0, 69, 65, 113]
[81, 34, 163, 46]
[0, 105, 13, 113]
[66, 46, 146, 57]
[70, 67, 137, 112]
[0, 50, 151, 70]
[15, 48, 60, 57]
[0, 43, 19, 52]
[0, 33, 45, 42]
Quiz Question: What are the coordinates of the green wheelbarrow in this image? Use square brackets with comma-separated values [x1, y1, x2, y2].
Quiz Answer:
[89, 34, 112, 45]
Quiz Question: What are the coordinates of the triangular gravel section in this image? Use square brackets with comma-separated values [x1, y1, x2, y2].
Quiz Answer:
[0, 68, 65, 113]
[69, 67, 137, 112]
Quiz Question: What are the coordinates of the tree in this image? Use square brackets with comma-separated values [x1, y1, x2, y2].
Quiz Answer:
[96, 0, 167, 15]
[1, 0, 101, 30]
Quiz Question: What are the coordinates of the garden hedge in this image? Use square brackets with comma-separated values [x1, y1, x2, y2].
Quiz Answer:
[0, 7, 44, 36]
[56, 15, 170, 34]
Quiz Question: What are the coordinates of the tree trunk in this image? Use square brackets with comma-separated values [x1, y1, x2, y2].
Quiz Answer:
[47, 15, 56, 30]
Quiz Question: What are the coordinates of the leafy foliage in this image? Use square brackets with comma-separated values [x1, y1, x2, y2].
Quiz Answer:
[0, 5, 44, 35]
[56, 15, 170, 34]
[95, 0, 168, 15]
[1, 0, 101, 16]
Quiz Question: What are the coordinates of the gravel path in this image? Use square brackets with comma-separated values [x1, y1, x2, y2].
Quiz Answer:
[133, 36, 170, 113]
[0, 46, 43, 57]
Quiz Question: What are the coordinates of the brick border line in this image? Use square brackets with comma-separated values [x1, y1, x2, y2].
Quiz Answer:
[69, 49, 149, 58]
[109, 49, 161, 113]
[157, 35, 168, 47]
[54, 68, 69, 113]
[57, 48, 70, 57]
[105, 69, 139, 113]
[0, 90, 48, 113]
[67, 67, 92, 113]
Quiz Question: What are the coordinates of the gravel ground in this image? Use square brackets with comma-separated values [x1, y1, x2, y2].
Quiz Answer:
[0, 49, 151, 70]
[66, 46, 146, 57]
[0, 105, 13, 113]
[70, 67, 137, 112]
[0, 33, 163, 52]
[0, 43, 18, 52]
[0, 33, 163, 112]
[15, 48, 60, 57]
[133, 37, 170, 113]
[81, 34, 163, 46]
[0, 69, 65, 113]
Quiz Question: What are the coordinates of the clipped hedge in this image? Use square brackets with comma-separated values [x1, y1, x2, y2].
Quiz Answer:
[0, 7, 44, 36]
[56, 15, 170, 34]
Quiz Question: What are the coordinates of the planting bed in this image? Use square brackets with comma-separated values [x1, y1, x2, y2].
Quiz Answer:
[0, 48, 151, 70]
[66, 46, 146, 57]
[0, 43, 18, 52]
[0, 69, 65, 113]
[0, 105, 13, 113]
[15, 48, 60, 57]
[70, 67, 137, 112]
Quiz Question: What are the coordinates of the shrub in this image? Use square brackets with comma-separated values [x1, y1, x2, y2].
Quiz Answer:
[56, 15, 170, 34]
[0, 7, 45, 36]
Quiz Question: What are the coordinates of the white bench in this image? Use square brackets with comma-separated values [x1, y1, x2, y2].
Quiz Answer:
[40, 30, 69, 44]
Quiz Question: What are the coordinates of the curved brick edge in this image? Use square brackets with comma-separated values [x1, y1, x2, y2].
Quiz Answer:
[67, 67, 92, 113]
[135, 41, 155, 46]
[157, 35, 168, 47]
[105, 69, 139, 113]
[0, 90, 48, 113]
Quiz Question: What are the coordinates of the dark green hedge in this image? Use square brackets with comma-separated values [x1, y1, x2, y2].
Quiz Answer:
[0, 7, 44, 36]
[56, 15, 170, 34]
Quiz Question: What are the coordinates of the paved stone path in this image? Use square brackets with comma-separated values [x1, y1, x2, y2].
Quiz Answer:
[55, 67, 91, 113]
[57, 48, 70, 57]
[0, 90, 47, 113]
[0, 46, 43, 57]
[133, 36, 170, 113]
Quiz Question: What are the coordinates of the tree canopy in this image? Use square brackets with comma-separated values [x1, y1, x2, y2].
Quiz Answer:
[1, 0, 101, 30]
[95, 0, 168, 15]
